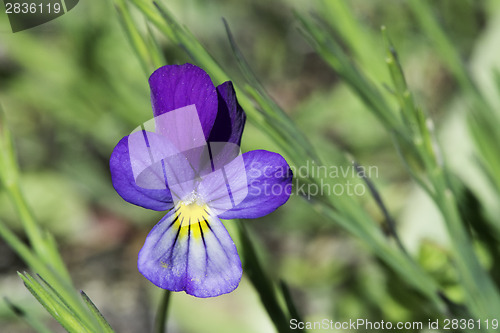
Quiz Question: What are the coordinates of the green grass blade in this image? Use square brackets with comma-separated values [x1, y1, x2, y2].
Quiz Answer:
[296, 12, 400, 132]
[383, 25, 500, 323]
[237, 222, 301, 333]
[80, 291, 114, 333]
[19, 273, 93, 333]
[223, 19, 320, 163]
[115, 0, 156, 76]
[409, 0, 500, 199]
[4, 298, 53, 333]
[153, 289, 171, 333]
[278, 281, 302, 324]
[0, 109, 113, 332]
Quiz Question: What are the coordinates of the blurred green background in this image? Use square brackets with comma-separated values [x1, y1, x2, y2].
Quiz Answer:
[1, 0, 500, 332]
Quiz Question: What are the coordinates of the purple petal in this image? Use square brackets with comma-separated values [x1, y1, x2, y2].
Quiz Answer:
[151, 104, 214, 188]
[153, 104, 207, 154]
[196, 142, 248, 215]
[217, 150, 293, 220]
[126, 129, 210, 208]
[138, 207, 242, 297]
[110, 135, 174, 211]
[149, 64, 218, 139]
[208, 81, 246, 145]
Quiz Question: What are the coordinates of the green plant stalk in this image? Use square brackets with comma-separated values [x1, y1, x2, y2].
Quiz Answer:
[279, 281, 303, 324]
[40, 275, 114, 332]
[319, 0, 390, 85]
[296, 12, 401, 133]
[19, 273, 94, 333]
[148, 0, 229, 83]
[382, 27, 439, 179]
[81, 291, 114, 333]
[297, 14, 445, 300]
[0, 108, 70, 281]
[5, 183, 45, 255]
[153, 290, 171, 333]
[4, 298, 53, 333]
[382, 25, 500, 321]
[407, 0, 474, 93]
[409, 0, 500, 198]
[0, 221, 104, 331]
[145, 22, 166, 69]
[37, 274, 91, 328]
[320, 196, 446, 310]
[5, 184, 71, 281]
[244, 86, 319, 164]
[433, 175, 500, 320]
[115, 0, 157, 76]
[237, 222, 301, 333]
[1, 114, 112, 332]
[351, 157, 408, 255]
[223, 19, 320, 163]
[467, 113, 500, 194]
[298, 7, 500, 319]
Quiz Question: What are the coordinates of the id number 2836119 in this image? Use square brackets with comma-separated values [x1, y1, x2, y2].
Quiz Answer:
[5, 2, 61, 14]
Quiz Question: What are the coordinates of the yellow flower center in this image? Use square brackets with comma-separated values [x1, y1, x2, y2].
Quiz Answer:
[174, 202, 210, 240]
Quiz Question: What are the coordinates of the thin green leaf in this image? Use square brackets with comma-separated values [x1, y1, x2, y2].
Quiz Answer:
[145, 22, 166, 69]
[4, 298, 53, 333]
[278, 281, 303, 324]
[19, 273, 93, 333]
[296, 12, 400, 132]
[153, 289, 171, 333]
[80, 291, 114, 333]
[493, 68, 500, 96]
[237, 222, 300, 333]
[115, 0, 154, 76]
[223, 18, 320, 163]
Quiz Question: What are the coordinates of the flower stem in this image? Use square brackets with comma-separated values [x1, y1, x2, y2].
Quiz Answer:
[237, 221, 301, 333]
[154, 290, 171, 333]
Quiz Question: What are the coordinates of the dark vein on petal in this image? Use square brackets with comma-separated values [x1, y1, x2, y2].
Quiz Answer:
[186, 221, 191, 282]
[198, 219, 207, 248]
[205, 219, 231, 260]
[152, 213, 179, 251]
[171, 216, 183, 249]
[163, 216, 184, 267]
[198, 218, 209, 277]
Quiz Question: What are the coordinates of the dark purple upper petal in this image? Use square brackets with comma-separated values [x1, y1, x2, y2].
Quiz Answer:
[208, 81, 246, 145]
[149, 64, 218, 139]
[217, 150, 293, 219]
[110, 136, 174, 211]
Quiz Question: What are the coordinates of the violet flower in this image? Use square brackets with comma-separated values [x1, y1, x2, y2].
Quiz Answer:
[110, 64, 292, 297]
